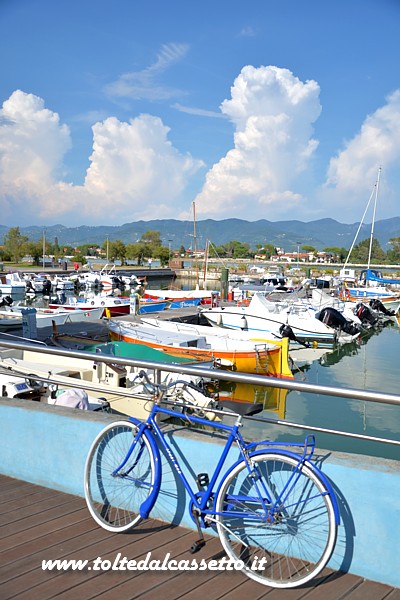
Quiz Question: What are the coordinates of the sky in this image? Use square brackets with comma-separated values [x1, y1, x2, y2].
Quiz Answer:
[0, 0, 400, 228]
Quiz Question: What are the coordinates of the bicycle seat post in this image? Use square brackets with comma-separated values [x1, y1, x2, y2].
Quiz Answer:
[234, 414, 243, 428]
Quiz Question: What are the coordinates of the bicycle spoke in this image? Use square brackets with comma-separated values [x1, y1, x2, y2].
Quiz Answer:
[84, 421, 157, 532]
[216, 452, 337, 588]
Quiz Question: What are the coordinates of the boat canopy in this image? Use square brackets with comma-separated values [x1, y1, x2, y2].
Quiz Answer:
[362, 269, 400, 286]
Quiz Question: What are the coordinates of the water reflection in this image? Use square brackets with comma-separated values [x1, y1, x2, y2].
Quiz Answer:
[265, 324, 399, 460]
[7, 279, 400, 461]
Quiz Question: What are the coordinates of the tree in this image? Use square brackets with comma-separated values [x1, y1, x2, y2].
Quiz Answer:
[3, 227, 29, 263]
[77, 244, 98, 257]
[231, 241, 251, 259]
[126, 242, 148, 266]
[25, 240, 45, 266]
[262, 244, 276, 259]
[222, 240, 251, 258]
[109, 240, 127, 265]
[323, 247, 348, 263]
[350, 238, 386, 264]
[387, 237, 400, 264]
[153, 246, 170, 267]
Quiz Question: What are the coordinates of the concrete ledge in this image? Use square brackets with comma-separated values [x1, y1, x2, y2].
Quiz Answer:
[0, 398, 399, 588]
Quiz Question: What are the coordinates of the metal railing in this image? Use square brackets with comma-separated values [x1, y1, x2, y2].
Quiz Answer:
[0, 337, 399, 448]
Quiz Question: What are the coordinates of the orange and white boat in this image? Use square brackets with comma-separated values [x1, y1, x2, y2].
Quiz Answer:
[107, 318, 293, 377]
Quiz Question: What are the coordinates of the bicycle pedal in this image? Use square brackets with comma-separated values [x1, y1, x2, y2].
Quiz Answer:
[190, 539, 206, 554]
[196, 472, 209, 490]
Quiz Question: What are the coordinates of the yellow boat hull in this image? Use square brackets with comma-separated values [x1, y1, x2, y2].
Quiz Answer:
[109, 330, 293, 377]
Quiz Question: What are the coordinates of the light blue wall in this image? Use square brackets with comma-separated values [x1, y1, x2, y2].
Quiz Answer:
[0, 398, 399, 588]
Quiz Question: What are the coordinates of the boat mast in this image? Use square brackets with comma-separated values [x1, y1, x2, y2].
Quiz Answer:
[203, 239, 209, 289]
[193, 201, 199, 288]
[342, 172, 378, 271]
[367, 167, 381, 270]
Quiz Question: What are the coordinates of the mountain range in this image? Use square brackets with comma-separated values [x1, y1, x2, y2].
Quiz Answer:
[1, 217, 400, 252]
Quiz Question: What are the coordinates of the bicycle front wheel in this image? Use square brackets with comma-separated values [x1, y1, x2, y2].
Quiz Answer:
[216, 452, 337, 588]
[84, 420, 157, 532]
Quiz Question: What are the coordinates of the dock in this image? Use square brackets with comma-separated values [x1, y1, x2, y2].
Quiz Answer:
[1, 474, 398, 600]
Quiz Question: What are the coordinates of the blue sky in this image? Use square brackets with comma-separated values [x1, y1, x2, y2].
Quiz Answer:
[1, 0, 399, 228]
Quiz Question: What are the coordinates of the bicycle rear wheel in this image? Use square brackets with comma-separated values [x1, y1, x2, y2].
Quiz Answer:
[84, 420, 157, 532]
[216, 452, 337, 588]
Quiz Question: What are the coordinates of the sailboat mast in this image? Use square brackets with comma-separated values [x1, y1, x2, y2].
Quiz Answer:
[203, 239, 209, 289]
[192, 200, 199, 287]
[367, 167, 381, 269]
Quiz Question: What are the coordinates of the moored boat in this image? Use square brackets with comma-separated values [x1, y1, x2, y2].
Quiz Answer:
[140, 317, 293, 379]
[0, 343, 216, 419]
[0, 272, 26, 295]
[201, 292, 356, 346]
[107, 317, 288, 375]
[48, 294, 130, 317]
[144, 288, 219, 306]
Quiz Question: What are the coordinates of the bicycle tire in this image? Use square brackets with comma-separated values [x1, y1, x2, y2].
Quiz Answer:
[84, 420, 157, 532]
[215, 451, 337, 588]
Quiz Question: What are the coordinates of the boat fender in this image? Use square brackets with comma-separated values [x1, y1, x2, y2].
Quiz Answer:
[240, 315, 248, 331]
[217, 313, 223, 326]
[101, 301, 105, 306]
[91, 300, 95, 305]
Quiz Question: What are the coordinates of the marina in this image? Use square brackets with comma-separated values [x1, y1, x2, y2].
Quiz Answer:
[1, 268, 400, 461]
[0, 266, 399, 594]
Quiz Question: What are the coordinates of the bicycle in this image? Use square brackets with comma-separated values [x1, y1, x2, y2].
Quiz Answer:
[84, 372, 339, 589]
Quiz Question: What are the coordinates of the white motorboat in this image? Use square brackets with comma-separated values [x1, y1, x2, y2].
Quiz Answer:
[0, 306, 69, 330]
[201, 292, 360, 346]
[48, 293, 131, 317]
[0, 272, 26, 295]
[0, 304, 103, 332]
[0, 345, 215, 419]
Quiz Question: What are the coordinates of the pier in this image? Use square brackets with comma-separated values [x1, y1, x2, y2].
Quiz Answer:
[1, 474, 397, 600]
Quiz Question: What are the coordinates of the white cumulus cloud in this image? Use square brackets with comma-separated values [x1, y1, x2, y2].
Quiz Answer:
[82, 114, 204, 220]
[0, 91, 203, 225]
[321, 90, 400, 220]
[194, 65, 321, 219]
[0, 90, 71, 221]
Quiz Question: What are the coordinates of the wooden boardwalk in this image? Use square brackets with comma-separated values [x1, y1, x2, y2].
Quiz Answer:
[0, 475, 398, 600]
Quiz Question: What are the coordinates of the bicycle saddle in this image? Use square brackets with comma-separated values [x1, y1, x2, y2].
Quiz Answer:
[217, 400, 264, 417]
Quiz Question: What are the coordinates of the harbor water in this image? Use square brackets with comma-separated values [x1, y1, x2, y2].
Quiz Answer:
[247, 323, 400, 462]
[8, 275, 400, 462]
[175, 278, 400, 462]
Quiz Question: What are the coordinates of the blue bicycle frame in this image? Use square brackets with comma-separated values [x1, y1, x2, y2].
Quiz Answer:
[112, 401, 340, 526]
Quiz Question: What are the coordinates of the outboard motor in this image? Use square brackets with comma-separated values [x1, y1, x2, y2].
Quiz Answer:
[355, 303, 378, 327]
[369, 298, 395, 316]
[0, 295, 13, 307]
[317, 307, 360, 336]
[112, 276, 124, 288]
[25, 280, 35, 293]
[279, 324, 310, 348]
[42, 278, 52, 295]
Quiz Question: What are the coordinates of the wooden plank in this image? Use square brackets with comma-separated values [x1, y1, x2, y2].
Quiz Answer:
[9, 522, 192, 600]
[338, 579, 398, 600]
[0, 474, 398, 600]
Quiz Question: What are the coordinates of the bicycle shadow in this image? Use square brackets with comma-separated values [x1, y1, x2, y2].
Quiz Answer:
[313, 451, 355, 575]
